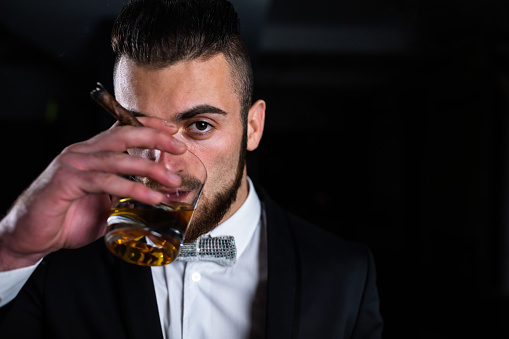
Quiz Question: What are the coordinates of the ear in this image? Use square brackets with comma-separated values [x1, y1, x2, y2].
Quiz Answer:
[246, 99, 266, 151]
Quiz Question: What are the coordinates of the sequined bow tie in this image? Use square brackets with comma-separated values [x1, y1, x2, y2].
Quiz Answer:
[177, 235, 237, 266]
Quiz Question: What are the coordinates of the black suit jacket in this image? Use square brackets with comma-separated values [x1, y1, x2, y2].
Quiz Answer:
[0, 188, 383, 338]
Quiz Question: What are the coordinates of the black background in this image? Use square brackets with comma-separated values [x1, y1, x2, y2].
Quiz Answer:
[2, 0, 509, 337]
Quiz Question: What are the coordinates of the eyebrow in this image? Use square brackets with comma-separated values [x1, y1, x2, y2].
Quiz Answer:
[130, 104, 228, 122]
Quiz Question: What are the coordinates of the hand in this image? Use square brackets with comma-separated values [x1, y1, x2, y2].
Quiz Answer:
[0, 118, 186, 271]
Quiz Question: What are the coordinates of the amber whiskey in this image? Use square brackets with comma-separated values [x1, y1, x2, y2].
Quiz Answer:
[106, 198, 194, 266]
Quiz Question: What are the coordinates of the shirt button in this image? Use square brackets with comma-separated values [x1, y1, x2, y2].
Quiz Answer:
[192, 272, 201, 282]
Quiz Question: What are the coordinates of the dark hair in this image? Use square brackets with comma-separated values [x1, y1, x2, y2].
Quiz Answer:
[111, 0, 253, 123]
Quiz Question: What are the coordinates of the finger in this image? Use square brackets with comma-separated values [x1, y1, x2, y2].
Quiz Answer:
[66, 170, 166, 206]
[66, 124, 186, 155]
[109, 116, 178, 130]
[60, 151, 182, 188]
[136, 116, 178, 131]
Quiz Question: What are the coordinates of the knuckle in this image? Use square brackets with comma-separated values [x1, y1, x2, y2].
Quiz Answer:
[55, 151, 75, 165]
[62, 142, 80, 154]
[55, 150, 89, 171]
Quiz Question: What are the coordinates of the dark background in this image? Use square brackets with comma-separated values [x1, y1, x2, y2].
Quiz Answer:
[1, 0, 509, 337]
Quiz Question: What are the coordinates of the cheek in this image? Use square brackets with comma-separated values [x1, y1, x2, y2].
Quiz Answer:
[194, 139, 241, 190]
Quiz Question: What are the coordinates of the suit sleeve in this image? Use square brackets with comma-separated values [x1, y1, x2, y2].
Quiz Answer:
[0, 262, 40, 307]
[0, 260, 45, 338]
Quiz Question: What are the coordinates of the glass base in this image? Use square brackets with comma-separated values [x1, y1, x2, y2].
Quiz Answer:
[105, 226, 182, 266]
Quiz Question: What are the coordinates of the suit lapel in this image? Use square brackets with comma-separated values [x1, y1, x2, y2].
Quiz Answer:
[113, 258, 164, 339]
[260, 188, 301, 339]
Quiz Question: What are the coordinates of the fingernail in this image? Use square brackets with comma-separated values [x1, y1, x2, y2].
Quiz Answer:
[172, 138, 186, 148]
[164, 121, 176, 128]
[167, 171, 179, 180]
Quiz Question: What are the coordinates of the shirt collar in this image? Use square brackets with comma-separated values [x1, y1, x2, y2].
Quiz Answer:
[207, 177, 261, 260]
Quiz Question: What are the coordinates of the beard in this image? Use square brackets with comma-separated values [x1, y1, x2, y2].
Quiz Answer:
[183, 130, 248, 243]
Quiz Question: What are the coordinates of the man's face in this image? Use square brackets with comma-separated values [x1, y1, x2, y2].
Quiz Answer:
[114, 54, 257, 241]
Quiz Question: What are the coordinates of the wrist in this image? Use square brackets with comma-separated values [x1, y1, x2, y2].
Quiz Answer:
[0, 241, 45, 272]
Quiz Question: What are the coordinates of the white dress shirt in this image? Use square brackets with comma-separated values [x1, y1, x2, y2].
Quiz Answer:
[0, 178, 267, 339]
[0, 262, 39, 307]
[152, 178, 267, 339]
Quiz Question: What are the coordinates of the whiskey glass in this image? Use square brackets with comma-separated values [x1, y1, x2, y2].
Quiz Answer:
[105, 149, 206, 266]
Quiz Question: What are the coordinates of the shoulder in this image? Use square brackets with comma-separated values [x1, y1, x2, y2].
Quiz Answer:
[257, 184, 373, 270]
[286, 210, 374, 271]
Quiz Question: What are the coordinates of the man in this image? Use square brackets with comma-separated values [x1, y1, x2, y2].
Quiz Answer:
[0, 0, 383, 338]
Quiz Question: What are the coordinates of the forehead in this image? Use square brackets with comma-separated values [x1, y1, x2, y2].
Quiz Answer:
[113, 54, 240, 119]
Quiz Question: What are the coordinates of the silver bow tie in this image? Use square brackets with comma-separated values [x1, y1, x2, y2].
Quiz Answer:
[177, 235, 237, 266]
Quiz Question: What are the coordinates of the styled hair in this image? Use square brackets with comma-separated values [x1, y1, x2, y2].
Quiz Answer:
[111, 0, 253, 122]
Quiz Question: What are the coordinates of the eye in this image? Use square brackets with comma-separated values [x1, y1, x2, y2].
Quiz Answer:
[187, 120, 214, 136]
[194, 121, 210, 131]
